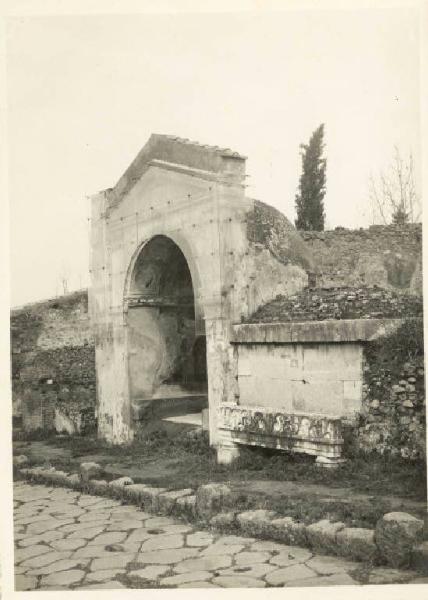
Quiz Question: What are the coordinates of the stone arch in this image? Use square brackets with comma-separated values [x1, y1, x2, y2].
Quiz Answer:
[124, 234, 208, 425]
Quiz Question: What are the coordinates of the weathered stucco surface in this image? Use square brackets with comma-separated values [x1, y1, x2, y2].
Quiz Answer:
[89, 134, 311, 450]
[234, 342, 362, 418]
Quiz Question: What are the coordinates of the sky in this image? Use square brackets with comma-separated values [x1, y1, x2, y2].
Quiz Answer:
[5, 5, 422, 306]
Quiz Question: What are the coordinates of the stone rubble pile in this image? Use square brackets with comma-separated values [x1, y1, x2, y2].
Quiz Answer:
[247, 286, 423, 324]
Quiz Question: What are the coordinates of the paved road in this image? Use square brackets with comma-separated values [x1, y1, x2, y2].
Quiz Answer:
[14, 481, 423, 590]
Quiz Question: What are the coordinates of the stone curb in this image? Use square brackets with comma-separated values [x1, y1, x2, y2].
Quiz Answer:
[15, 465, 425, 574]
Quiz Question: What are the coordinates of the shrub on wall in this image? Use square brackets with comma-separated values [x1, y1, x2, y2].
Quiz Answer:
[357, 319, 425, 461]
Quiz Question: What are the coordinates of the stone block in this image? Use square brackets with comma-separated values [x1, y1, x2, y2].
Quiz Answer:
[270, 516, 308, 546]
[80, 462, 103, 482]
[306, 519, 346, 554]
[157, 489, 193, 514]
[138, 486, 168, 512]
[108, 477, 134, 497]
[236, 509, 277, 538]
[411, 541, 428, 575]
[375, 512, 424, 568]
[65, 473, 81, 488]
[176, 494, 197, 518]
[336, 527, 378, 562]
[121, 483, 149, 504]
[210, 512, 237, 530]
[13, 455, 29, 468]
[87, 479, 109, 495]
[48, 470, 70, 486]
[195, 483, 234, 520]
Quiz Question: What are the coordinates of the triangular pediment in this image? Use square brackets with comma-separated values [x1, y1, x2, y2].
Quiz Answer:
[105, 134, 246, 213]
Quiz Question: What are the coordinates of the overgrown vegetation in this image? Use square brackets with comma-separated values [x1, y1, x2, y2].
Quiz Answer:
[358, 318, 426, 461]
[15, 422, 426, 529]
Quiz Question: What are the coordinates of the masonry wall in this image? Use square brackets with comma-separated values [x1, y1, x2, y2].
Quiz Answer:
[236, 343, 362, 418]
[356, 319, 426, 461]
[300, 224, 422, 294]
[11, 291, 96, 434]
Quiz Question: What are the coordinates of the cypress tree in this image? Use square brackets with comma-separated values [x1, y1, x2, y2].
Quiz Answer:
[295, 124, 326, 231]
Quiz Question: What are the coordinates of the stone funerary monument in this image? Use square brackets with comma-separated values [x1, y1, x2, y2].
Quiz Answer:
[89, 134, 423, 465]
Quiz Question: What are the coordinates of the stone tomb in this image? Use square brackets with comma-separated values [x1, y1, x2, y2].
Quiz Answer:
[89, 134, 411, 464]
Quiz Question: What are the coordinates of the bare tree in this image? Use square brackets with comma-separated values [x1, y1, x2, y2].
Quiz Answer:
[58, 261, 70, 296]
[369, 147, 421, 225]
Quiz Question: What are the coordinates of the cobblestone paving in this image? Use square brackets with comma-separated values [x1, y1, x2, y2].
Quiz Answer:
[14, 482, 425, 590]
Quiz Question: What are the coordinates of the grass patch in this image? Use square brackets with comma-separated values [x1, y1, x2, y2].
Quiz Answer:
[17, 427, 426, 500]
[15, 426, 426, 529]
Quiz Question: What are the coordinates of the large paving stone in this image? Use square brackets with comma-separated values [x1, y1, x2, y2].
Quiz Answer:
[20, 551, 72, 569]
[15, 544, 52, 563]
[106, 520, 146, 531]
[187, 531, 214, 547]
[234, 551, 271, 566]
[110, 506, 151, 519]
[249, 540, 290, 553]
[42, 569, 85, 586]
[61, 521, 103, 533]
[160, 571, 212, 586]
[269, 547, 312, 567]
[144, 516, 177, 528]
[15, 574, 37, 591]
[214, 575, 266, 588]
[217, 563, 277, 578]
[177, 581, 219, 588]
[84, 499, 120, 510]
[26, 558, 90, 576]
[375, 512, 424, 568]
[27, 518, 74, 535]
[85, 568, 126, 582]
[88, 531, 127, 546]
[285, 573, 358, 587]
[79, 580, 126, 589]
[68, 525, 107, 539]
[76, 543, 140, 559]
[217, 535, 254, 545]
[91, 553, 137, 571]
[78, 494, 106, 507]
[78, 510, 113, 522]
[265, 564, 317, 586]
[18, 529, 64, 547]
[202, 543, 245, 556]
[305, 555, 358, 575]
[128, 565, 170, 580]
[140, 533, 184, 551]
[51, 538, 87, 551]
[135, 548, 200, 565]
[174, 554, 232, 573]
[15, 514, 57, 526]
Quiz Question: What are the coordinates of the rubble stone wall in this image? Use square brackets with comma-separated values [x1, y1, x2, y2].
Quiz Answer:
[11, 291, 96, 434]
[300, 224, 422, 294]
[356, 319, 426, 461]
